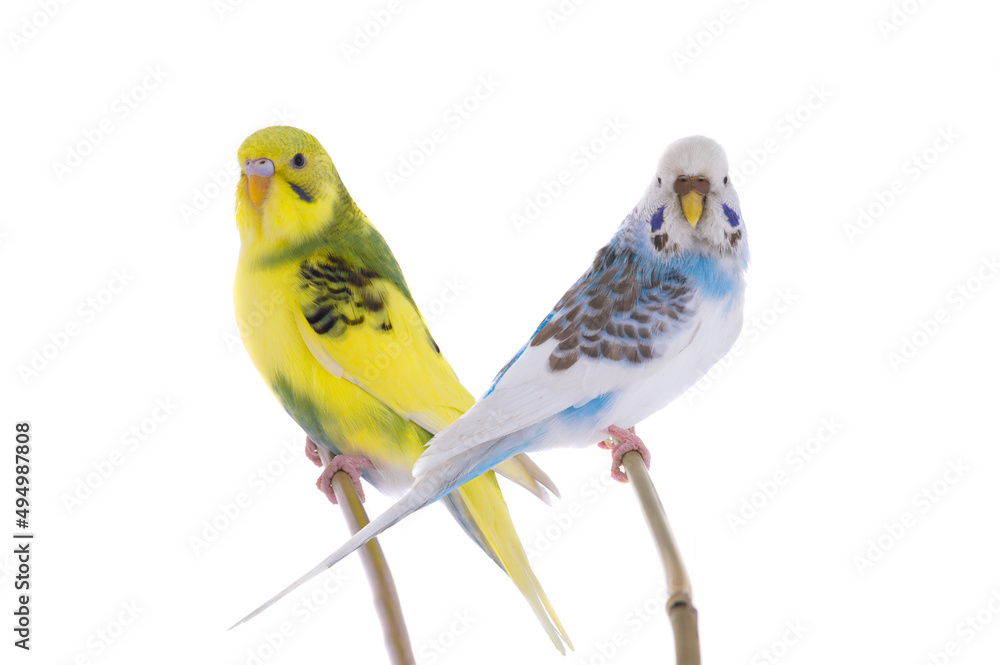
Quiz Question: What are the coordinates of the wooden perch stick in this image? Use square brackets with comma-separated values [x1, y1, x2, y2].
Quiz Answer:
[621, 450, 701, 665]
[316, 447, 415, 665]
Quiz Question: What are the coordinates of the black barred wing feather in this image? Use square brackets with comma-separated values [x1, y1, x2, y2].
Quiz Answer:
[299, 255, 396, 338]
[294, 251, 470, 434]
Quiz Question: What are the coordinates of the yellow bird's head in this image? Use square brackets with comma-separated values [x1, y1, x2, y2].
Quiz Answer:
[236, 126, 349, 249]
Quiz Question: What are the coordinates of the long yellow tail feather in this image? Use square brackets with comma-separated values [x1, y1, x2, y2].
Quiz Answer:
[453, 472, 573, 654]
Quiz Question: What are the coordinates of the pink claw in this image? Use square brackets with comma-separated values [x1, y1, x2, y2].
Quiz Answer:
[305, 437, 323, 467]
[603, 425, 651, 483]
[315, 454, 374, 505]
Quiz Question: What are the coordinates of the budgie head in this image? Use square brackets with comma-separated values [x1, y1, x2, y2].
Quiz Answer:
[640, 135, 746, 265]
[236, 126, 348, 247]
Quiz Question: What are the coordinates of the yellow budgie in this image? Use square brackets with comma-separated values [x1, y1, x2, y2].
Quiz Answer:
[232, 125, 571, 652]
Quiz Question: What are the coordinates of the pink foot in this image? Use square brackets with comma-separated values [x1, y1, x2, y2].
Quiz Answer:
[315, 454, 374, 505]
[305, 437, 323, 467]
[601, 425, 651, 483]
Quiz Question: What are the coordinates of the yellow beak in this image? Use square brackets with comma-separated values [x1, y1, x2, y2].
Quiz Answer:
[680, 190, 705, 227]
[248, 174, 272, 209]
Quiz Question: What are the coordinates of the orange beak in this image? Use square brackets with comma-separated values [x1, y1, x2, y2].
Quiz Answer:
[248, 174, 272, 208]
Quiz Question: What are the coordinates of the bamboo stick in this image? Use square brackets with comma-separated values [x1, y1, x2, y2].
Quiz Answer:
[316, 447, 415, 665]
[621, 450, 701, 665]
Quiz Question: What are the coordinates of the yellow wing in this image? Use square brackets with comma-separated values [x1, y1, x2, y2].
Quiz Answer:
[294, 251, 558, 499]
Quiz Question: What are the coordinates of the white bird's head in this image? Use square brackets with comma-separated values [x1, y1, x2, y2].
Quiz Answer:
[639, 136, 747, 263]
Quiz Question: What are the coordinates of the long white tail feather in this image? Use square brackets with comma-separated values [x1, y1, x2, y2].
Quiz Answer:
[229, 483, 434, 629]
[231, 439, 534, 629]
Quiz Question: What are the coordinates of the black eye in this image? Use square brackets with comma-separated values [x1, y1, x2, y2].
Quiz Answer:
[292, 153, 306, 169]
[723, 175, 729, 185]
[657, 176, 662, 186]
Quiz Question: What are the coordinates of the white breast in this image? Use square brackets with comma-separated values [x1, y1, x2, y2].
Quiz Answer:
[543, 292, 745, 450]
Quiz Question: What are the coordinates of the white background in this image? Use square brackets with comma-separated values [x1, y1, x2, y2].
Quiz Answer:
[4, 0, 1000, 663]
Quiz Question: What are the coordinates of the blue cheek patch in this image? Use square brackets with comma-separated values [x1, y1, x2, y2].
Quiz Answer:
[650, 205, 665, 232]
[722, 204, 740, 227]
